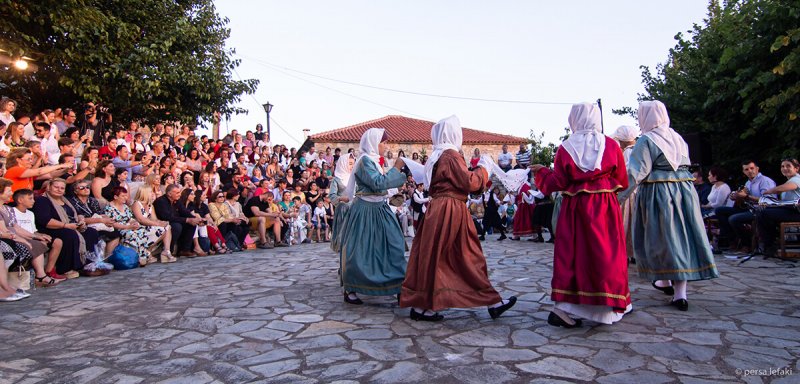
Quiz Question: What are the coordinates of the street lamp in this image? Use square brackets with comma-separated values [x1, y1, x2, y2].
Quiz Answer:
[13, 59, 28, 70]
[262, 102, 273, 144]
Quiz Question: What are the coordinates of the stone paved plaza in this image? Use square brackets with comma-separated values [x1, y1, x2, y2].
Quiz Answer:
[1, 235, 799, 384]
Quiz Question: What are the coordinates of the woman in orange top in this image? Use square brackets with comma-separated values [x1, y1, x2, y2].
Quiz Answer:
[4, 148, 72, 192]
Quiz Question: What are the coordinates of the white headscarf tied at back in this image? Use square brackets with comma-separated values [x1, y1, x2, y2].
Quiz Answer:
[611, 125, 640, 142]
[638, 100, 689, 171]
[424, 115, 463, 187]
[561, 102, 606, 173]
[344, 128, 386, 199]
[334, 152, 355, 186]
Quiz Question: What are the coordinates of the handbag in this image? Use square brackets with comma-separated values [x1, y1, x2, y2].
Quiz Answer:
[107, 245, 139, 270]
[8, 266, 32, 291]
[87, 214, 114, 232]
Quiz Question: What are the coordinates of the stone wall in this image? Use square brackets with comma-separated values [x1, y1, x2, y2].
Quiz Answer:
[312, 141, 513, 162]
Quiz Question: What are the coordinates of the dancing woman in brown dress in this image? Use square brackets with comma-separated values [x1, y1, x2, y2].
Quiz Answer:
[400, 115, 516, 321]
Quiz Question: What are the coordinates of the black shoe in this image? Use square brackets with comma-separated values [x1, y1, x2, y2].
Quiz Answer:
[410, 309, 444, 322]
[511, 237, 520, 241]
[533, 236, 544, 243]
[547, 311, 582, 328]
[651, 281, 674, 296]
[488, 296, 517, 319]
[479, 235, 485, 241]
[670, 298, 689, 311]
[396, 293, 401, 304]
[497, 235, 507, 241]
[344, 292, 363, 305]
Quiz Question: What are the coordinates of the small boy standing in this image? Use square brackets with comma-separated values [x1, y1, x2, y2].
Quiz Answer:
[312, 200, 329, 243]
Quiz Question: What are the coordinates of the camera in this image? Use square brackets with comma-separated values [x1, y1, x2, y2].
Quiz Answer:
[84, 103, 110, 115]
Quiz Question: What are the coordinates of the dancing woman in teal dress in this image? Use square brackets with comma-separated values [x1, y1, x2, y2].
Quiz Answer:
[339, 128, 407, 304]
[329, 153, 355, 252]
[618, 101, 719, 312]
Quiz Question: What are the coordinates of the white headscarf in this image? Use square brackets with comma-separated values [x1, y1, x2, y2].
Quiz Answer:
[344, 128, 386, 199]
[561, 102, 606, 173]
[424, 115, 463, 187]
[611, 125, 640, 142]
[333, 152, 355, 186]
[638, 100, 689, 171]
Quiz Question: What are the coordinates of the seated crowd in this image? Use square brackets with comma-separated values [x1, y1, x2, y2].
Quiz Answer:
[692, 158, 800, 257]
[0, 100, 363, 302]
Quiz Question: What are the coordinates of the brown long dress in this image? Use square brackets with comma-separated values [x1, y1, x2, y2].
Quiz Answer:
[400, 149, 502, 310]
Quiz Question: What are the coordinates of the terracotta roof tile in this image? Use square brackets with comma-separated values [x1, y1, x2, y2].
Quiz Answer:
[309, 115, 528, 145]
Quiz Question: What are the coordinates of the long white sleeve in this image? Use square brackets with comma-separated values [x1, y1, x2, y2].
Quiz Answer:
[708, 183, 732, 208]
[522, 192, 536, 204]
[413, 191, 430, 204]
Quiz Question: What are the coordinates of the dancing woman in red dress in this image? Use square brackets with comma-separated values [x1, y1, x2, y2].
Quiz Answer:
[531, 103, 631, 327]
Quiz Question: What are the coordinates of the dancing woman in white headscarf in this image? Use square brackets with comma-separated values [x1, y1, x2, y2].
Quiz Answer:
[339, 128, 408, 305]
[618, 101, 718, 312]
[531, 103, 631, 327]
[328, 152, 355, 252]
[612, 125, 641, 263]
[400, 115, 517, 322]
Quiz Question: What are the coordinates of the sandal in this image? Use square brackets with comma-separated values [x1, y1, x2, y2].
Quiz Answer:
[160, 250, 177, 263]
[193, 248, 208, 257]
[35, 275, 60, 288]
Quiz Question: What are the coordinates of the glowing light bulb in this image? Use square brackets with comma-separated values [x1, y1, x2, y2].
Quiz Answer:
[14, 59, 29, 70]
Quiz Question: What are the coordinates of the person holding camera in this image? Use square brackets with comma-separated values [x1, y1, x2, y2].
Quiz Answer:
[111, 146, 147, 181]
[80, 102, 112, 146]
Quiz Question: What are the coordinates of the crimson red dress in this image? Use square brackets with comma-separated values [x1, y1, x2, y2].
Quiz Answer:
[534, 137, 631, 310]
[512, 183, 536, 237]
[401, 150, 502, 310]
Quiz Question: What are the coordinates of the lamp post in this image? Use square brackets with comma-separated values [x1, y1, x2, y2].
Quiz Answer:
[262, 102, 273, 144]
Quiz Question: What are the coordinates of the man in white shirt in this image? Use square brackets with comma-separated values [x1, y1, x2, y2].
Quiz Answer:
[497, 144, 513, 172]
[304, 147, 319, 164]
[32, 122, 60, 165]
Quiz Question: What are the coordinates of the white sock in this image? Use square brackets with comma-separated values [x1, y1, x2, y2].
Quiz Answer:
[489, 299, 507, 309]
[673, 280, 688, 300]
[655, 280, 672, 288]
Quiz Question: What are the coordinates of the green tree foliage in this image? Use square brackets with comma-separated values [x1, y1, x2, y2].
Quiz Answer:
[528, 130, 558, 166]
[0, 0, 257, 123]
[635, 0, 799, 171]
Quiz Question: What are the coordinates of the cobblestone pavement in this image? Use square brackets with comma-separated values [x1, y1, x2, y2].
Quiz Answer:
[1, 235, 799, 384]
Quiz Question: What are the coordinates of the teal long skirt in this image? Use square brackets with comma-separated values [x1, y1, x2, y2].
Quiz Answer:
[551, 193, 563, 238]
[631, 180, 719, 281]
[330, 202, 351, 252]
[339, 198, 407, 296]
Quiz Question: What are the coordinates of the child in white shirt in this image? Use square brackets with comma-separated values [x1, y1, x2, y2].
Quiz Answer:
[311, 200, 329, 242]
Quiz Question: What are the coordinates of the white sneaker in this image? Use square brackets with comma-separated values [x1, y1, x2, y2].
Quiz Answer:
[15, 289, 31, 299]
[0, 291, 29, 302]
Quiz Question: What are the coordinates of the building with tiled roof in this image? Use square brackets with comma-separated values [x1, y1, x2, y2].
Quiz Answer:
[305, 115, 528, 160]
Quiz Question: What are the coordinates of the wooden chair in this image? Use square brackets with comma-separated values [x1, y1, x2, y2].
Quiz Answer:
[779, 222, 800, 259]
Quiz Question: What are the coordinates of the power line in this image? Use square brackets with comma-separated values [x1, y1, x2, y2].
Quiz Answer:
[238, 54, 576, 106]
[241, 58, 432, 119]
[231, 68, 304, 145]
